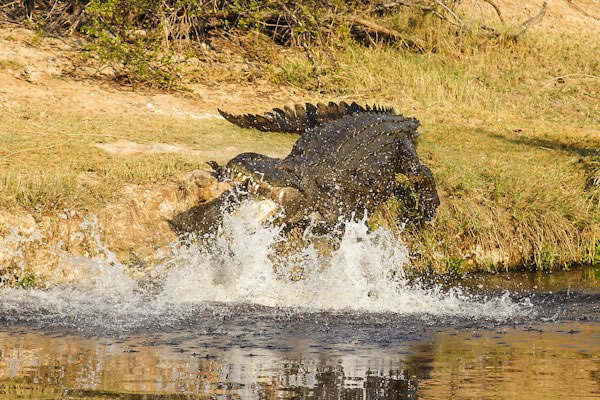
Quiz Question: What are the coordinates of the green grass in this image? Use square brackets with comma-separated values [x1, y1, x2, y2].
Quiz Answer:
[273, 31, 599, 125]
[412, 120, 599, 272]
[268, 28, 600, 271]
[2, 97, 596, 272]
[0, 59, 23, 71]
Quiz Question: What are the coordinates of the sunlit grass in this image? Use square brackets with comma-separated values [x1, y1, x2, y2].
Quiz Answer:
[269, 27, 599, 271]
[272, 30, 599, 127]
[0, 109, 296, 211]
[410, 121, 599, 272]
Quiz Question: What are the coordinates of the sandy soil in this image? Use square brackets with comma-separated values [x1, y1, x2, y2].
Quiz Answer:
[1, 0, 598, 130]
[0, 26, 307, 143]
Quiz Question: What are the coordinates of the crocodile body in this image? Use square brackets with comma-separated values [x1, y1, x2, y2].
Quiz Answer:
[171, 102, 439, 234]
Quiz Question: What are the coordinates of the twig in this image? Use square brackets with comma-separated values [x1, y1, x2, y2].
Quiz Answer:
[542, 73, 600, 89]
[350, 15, 425, 50]
[434, 0, 464, 29]
[479, 1, 548, 40]
[67, 8, 85, 35]
[0, 19, 21, 26]
[564, 0, 600, 21]
[1, 1, 21, 8]
[375, 1, 435, 12]
[0, 143, 64, 160]
[549, 73, 600, 81]
[351, 16, 401, 37]
[479, 24, 502, 38]
[276, 0, 303, 28]
[23, 0, 34, 18]
[512, 1, 547, 37]
[482, 0, 505, 23]
[302, 42, 321, 89]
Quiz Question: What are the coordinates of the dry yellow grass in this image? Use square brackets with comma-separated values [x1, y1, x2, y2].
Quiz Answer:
[0, 109, 296, 211]
[265, 8, 600, 271]
[1, 0, 599, 274]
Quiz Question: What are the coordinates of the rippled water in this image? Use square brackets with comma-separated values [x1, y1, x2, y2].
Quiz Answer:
[1, 319, 599, 399]
[0, 205, 599, 398]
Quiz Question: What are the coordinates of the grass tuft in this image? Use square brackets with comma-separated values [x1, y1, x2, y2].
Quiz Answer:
[0, 59, 23, 71]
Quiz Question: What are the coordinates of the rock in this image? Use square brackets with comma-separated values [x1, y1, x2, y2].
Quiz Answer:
[21, 65, 40, 83]
[0, 170, 231, 285]
[183, 169, 232, 201]
[99, 170, 230, 263]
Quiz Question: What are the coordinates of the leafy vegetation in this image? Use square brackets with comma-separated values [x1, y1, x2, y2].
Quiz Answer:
[1, 0, 553, 86]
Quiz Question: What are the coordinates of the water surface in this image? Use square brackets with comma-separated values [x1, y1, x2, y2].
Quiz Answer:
[1, 318, 598, 399]
[1, 211, 599, 398]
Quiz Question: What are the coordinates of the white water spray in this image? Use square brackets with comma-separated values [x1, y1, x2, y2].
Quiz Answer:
[157, 202, 528, 318]
[0, 203, 532, 329]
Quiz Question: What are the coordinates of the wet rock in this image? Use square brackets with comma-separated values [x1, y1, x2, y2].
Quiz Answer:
[99, 170, 231, 263]
[0, 170, 231, 285]
[0, 211, 39, 278]
[183, 169, 233, 201]
[0, 210, 70, 284]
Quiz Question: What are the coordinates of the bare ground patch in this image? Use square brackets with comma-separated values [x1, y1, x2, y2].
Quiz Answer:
[0, 26, 308, 122]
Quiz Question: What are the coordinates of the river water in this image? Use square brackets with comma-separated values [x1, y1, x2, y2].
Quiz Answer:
[0, 206, 599, 399]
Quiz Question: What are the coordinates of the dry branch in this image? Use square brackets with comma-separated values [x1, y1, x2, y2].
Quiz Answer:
[477, 1, 548, 39]
[564, 0, 600, 21]
[434, 0, 464, 28]
[349, 15, 425, 50]
[481, 0, 505, 23]
[1, 0, 554, 53]
[512, 1, 548, 37]
[374, 1, 436, 12]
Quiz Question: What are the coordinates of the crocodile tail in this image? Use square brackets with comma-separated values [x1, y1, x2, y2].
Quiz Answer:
[218, 101, 396, 134]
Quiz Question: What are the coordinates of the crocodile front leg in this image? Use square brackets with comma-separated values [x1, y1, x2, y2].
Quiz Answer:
[396, 138, 440, 224]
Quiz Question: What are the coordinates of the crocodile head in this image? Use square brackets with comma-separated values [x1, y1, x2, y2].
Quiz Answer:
[214, 152, 311, 225]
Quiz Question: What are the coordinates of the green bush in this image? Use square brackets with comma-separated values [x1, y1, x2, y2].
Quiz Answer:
[81, 0, 182, 87]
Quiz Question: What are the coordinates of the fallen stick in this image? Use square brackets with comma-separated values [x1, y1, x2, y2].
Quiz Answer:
[349, 15, 425, 50]
[512, 1, 548, 37]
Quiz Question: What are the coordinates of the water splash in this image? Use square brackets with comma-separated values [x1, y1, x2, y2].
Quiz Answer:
[0, 203, 533, 333]
[0, 227, 42, 282]
[156, 203, 529, 318]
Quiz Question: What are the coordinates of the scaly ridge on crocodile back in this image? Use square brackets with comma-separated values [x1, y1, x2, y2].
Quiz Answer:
[218, 101, 397, 134]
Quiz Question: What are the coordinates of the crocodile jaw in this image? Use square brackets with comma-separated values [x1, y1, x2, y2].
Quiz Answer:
[241, 199, 280, 222]
[227, 170, 308, 224]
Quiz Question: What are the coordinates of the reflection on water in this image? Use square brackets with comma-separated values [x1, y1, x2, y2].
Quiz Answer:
[460, 265, 600, 293]
[422, 323, 600, 399]
[0, 322, 598, 399]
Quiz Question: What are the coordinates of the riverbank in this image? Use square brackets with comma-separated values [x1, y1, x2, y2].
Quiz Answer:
[1, 1, 599, 284]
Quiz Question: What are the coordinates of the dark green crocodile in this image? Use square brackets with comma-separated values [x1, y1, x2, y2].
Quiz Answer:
[171, 101, 439, 234]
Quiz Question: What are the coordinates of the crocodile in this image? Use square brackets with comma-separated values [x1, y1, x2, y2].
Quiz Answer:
[170, 101, 439, 234]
